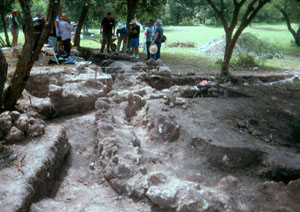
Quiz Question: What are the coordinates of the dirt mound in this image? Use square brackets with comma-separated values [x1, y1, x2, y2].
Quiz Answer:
[199, 32, 283, 58]
[168, 42, 195, 48]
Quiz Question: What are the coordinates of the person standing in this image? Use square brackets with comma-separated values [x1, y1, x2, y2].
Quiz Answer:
[129, 19, 140, 59]
[145, 19, 155, 60]
[9, 10, 19, 47]
[151, 19, 163, 60]
[32, 13, 45, 51]
[55, 11, 62, 53]
[116, 24, 128, 54]
[100, 12, 115, 53]
[59, 13, 73, 56]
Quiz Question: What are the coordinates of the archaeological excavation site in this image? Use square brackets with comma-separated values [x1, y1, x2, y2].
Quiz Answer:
[0, 47, 300, 212]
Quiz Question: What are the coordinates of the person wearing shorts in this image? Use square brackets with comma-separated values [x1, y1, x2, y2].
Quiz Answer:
[129, 19, 140, 59]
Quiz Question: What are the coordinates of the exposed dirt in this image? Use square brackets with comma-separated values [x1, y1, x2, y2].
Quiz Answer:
[1, 52, 300, 212]
[31, 112, 152, 212]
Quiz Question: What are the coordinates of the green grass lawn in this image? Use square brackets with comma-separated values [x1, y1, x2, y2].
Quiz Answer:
[1, 23, 299, 74]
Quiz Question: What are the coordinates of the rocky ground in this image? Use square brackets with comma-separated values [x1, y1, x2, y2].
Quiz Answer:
[0, 51, 300, 212]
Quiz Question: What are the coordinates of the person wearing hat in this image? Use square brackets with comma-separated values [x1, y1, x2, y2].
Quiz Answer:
[151, 19, 163, 60]
[116, 24, 128, 54]
[100, 12, 115, 53]
[9, 10, 19, 47]
[58, 13, 73, 56]
[145, 19, 155, 60]
[129, 19, 140, 59]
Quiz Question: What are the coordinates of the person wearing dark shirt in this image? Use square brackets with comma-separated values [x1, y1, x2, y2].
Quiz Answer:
[32, 13, 45, 52]
[151, 19, 163, 60]
[145, 19, 155, 60]
[100, 12, 115, 53]
[129, 19, 140, 59]
[116, 24, 128, 54]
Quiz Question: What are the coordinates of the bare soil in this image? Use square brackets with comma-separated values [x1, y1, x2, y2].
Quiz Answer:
[1, 52, 300, 211]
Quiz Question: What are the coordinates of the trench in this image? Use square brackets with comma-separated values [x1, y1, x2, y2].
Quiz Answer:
[30, 110, 151, 211]
[11, 51, 300, 211]
[260, 167, 300, 184]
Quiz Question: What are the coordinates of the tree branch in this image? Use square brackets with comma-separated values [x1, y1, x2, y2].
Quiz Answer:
[233, 0, 271, 45]
[0, 48, 8, 101]
[1, 0, 61, 111]
[206, 0, 228, 30]
[275, 6, 297, 39]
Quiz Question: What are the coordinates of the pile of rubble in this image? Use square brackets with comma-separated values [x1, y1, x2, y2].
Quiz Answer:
[168, 42, 195, 48]
[1, 51, 300, 212]
[92, 59, 300, 211]
[0, 110, 45, 143]
[17, 61, 112, 118]
[199, 32, 282, 58]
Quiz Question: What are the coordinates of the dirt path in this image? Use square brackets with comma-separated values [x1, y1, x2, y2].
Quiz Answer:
[31, 112, 152, 212]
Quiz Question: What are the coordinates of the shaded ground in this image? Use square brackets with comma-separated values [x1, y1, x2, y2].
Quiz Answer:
[1, 52, 300, 211]
[31, 112, 152, 212]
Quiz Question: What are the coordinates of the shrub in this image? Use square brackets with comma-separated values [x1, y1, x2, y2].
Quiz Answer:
[232, 53, 265, 69]
[236, 32, 283, 59]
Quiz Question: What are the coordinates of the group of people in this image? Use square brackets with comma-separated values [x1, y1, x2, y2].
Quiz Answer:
[8, 9, 75, 58]
[49, 12, 76, 57]
[100, 12, 164, 60]
[8, 10, 163, 61]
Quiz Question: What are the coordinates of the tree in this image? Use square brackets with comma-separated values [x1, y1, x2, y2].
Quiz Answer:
[205, 0, 271, 76]
[0, 49, 8, 100]
[0, 0, 15, 47]
[126, 0, 138, 28]
[273, 0, 300, 46]
[0, 0, 61, 112]
[73, 0, 91, 47]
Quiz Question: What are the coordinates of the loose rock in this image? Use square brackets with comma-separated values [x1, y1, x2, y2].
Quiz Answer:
[146, 186, 177, 209]
[148, 172, 167, 185]
[5, 126, 24, 142]
[10, 111, 20, 121]
[27, 120, 45, 137]
[15, 114, 30, 132]
[0, 112, 12, 131]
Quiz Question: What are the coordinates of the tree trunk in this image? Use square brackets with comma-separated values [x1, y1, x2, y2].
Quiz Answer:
[0, 47, 8, 100]
[74, 0, 90, 47]
[278, 8, 300, 46]
[83, 23, 89, 34]
[0, 0, 60, 112]
[296, 27, 300, 46]
[1, 12, 11, 47]
[206, 0, 270, 76]
[126, 0, 138, 29]
[221, 31, 233, 75]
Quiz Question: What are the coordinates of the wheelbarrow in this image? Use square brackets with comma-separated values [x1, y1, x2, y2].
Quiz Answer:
[99, 35, 117, 51]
